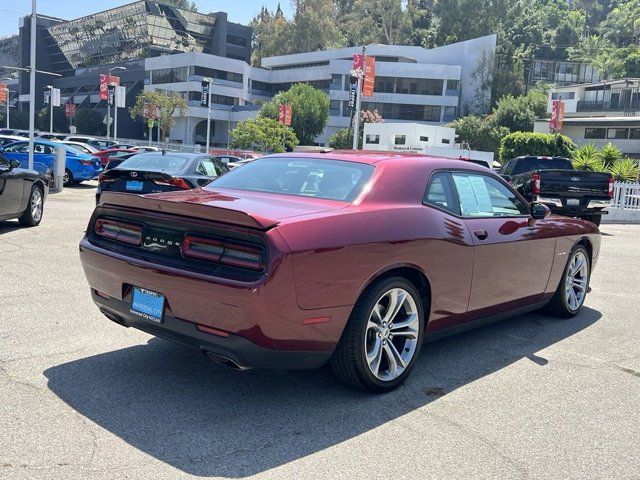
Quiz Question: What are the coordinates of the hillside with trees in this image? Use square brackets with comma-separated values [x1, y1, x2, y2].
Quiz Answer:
[250, 0, 640, 101]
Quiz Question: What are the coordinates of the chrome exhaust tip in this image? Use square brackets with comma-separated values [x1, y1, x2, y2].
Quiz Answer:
[204, 351, 251, 371]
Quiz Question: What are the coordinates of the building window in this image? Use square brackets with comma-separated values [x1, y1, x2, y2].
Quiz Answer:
[630, 128, 640, 140]
[551, 92, 575, 100]
[446, 80, 459, 91]
[395, 135, 406, 145]
[584, 128, 606, 139]
[419, 136, 429, 142]
[607, 128, 630, 139]
[193, 66, 243, 84]
[226, 35, 247, 47]
[331, 74, 342, 88]
[366, 134, 380, 144]
[442, 138, 451, 144]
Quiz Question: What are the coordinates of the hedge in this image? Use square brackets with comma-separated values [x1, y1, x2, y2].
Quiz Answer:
[499, 132, 576, 163]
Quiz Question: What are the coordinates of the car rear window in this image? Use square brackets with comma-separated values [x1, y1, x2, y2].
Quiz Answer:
[118, 154, 189, 173]
[207, 157, 375, 202]
[512, 157, 573, 175]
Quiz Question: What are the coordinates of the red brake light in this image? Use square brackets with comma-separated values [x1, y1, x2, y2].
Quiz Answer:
[531, 172, 541, 194]
[97, 172, 115, 183]
[154, 177, 191, 189]
[182, 235, 264, 271]
[608, 175, 614, 198]
[94, 219, 142, 245]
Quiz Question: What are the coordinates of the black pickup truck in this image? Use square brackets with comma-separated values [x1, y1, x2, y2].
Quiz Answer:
[499, 156, 613, 226]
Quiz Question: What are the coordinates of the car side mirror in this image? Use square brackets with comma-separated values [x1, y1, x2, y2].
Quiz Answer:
[9, 159, 20, 170]
[530, 202, 550, 220]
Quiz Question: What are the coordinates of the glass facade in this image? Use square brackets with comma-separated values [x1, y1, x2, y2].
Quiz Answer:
[342, 101, 442, 122]
[531, 60, 600, 86]
[0, 35, 19, 80]
[43, 1, 249, 74]
[373, 77, 444, 96]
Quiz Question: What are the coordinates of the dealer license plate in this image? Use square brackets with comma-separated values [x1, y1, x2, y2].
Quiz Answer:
[126, 180, 143, 192]
[130, 287, 165, 324]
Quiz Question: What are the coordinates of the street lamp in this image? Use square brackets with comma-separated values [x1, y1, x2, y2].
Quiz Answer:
[352, 43, 383, 150]
[0, 77, 11, 129]
[107, 66, 126, 140]
[46, 84, 54, 133]
[202, 76, 213, 153]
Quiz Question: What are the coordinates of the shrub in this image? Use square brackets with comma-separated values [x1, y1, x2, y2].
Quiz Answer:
[572, 144, 599, 171]
[327, 129, 353, 149]
[609, 157, 640, 182]
[499, 132, 576, 162]
[596, 142, 623, 169]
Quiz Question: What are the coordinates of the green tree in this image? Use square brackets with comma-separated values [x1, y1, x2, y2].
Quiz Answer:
[230, 117, 298, 153]
[250, 6, 292, 65]
[36, 105, 68, 133]
[129, 90, 187, 142]
[259, 83, 329, 144]
[75, 109, 106, 136]
[568, 35, 625, 80]
[327, 128, 354, 149]
[289, 0, 345, 52]
[499, 132, 576, 163]
[448, 115, 509, 154]
[492, 91, 547, 133]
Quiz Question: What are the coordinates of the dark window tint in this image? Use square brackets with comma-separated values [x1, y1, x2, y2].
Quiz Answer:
[118, 154, 189, 173]
[585, 128, 606, 139]
[511, 157, 573, 175]
[207, 157, 374, 202]
[452, 173, 528, 217]
[366, 134, 380, 144]
[394, 135, 406, 145]
[424, 172, 459, 215]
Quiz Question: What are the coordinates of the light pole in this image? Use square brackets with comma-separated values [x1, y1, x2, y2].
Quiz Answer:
[46, 84, 54, 133]
[0, 78, 10, 129]
[106, 66, 125, 140]
[352, 43, 382, 150]
[28, 0, 36, 170]
[202, 76, 213, 154]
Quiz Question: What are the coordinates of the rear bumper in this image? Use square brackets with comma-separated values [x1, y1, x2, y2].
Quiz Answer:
[534, 195, 611, 215]
[73, 165, 103, 181]
[93, 291, 332, 370]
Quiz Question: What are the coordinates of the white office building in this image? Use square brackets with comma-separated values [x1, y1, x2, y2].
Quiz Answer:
[143, 34, 498, 146]
[534, 78, 640, 155]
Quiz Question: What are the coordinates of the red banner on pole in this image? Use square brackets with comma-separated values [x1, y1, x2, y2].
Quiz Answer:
[0, 82, 7, 103]
[352, 54, 364, 71]
[550, 99, 564, 132]
[64, 103, 76, 117]
[362, 56, 376, 97]
[100, 74, 120, 101]
[278, 104, 292, 125]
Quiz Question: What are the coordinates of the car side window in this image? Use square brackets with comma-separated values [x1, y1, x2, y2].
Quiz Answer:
[17, 143, 30, 153]
[197, 158, 219, 177]
[423, 172, 460, 215]
[451, 172, 529, 217]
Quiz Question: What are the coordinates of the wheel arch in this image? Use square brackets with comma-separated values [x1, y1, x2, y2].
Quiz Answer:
[355, 263, 432, 322]
[575, 237, 593, 265]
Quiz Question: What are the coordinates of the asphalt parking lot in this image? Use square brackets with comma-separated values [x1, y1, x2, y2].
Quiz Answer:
[1, 184, 639, 480]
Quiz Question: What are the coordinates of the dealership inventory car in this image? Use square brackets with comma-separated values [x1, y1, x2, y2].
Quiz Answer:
[80, 153, 601, 392]
[93, 148, 136, 167]
[95, 152, 228, 203]
[0, 153, 47, 227]
[0, 135, 26, 147]
[1, 139, 102, 186]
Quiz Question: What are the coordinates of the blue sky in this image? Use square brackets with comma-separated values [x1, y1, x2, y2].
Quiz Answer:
[0, 1, 293, 36]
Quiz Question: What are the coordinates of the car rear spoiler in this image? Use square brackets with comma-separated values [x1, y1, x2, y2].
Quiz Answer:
[99, 191, 280, 230]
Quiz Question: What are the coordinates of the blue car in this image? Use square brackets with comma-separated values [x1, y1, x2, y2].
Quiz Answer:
[0, 139, 102, 186]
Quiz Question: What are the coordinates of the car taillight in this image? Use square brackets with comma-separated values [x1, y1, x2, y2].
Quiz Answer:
[94, 219, 142, 245]
[154, 177, 190, 189]
[79, 160, 95, 166]
[608, 175, 614, 198]
[531, 172, 541, 194]
[97, 172, 116, 183]
[182, 235, 263, 271]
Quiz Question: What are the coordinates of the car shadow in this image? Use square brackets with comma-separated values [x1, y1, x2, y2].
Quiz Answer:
[0, 220, 24, 235]
[67, 183, 97, 189]
[44, 307, 600, 477]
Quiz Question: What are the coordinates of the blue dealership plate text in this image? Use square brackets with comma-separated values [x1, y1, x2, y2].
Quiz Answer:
[130, 287, 165, 324]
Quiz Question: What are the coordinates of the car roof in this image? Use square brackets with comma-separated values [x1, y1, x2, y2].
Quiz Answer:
[130, 151, 205, 159]
[260, 151, 491, 172]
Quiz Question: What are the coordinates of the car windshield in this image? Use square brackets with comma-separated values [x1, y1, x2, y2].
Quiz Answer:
[512, 157, 573, 175]
[207, 157, 375, 202]
[118, 154, 189, 173]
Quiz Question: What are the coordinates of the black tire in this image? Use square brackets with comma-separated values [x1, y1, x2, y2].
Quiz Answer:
[545, 244, 590, 318]
[331, 276, 425, 393]
[18, 184, 44, 227]
[580, 213, 601, 227]
[63, 168, 73, 187]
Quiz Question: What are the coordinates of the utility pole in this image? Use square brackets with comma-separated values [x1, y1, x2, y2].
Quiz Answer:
[47, 85, 54, 134]
[0, 78, 10, 129]
[203, 77, 213, 154]
[28, 0, 36, 170]
[106, 66, 125, 140]
[352, 45, 365, 151]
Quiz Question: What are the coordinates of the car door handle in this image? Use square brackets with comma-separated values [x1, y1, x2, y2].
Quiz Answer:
[474, 230, 488, 240]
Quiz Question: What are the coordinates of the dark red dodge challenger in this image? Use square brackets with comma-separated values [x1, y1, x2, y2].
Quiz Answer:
[80, 152, 600, 392]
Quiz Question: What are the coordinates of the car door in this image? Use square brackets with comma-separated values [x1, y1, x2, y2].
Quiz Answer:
[0, 154, 25, 217]
[450, 170, 556, 314]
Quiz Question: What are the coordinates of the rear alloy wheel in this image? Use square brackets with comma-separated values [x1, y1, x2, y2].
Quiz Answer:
[331, 277, 424, 393]
[63, 168, 73, 187]
[546, 245, 590, 318]
[18, 185, 44, 227]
